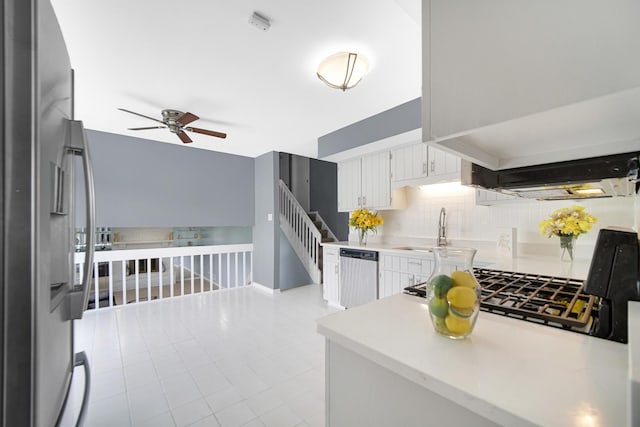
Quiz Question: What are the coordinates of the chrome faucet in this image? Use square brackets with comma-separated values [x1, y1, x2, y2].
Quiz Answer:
[437, 207, 448, 247]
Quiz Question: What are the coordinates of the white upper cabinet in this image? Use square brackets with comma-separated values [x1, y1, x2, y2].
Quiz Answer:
[426, 146, 459, 179]
[338, 151, 405, 212]
[337, 157, 361, 212]
[391, 143, 428, 182]
[361, 151, 391, 209]
[423, 0, 640, 169]
[391, 142, 460, 185]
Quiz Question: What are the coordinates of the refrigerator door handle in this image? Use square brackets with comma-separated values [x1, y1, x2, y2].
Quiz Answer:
[72, 351, 91, 427]
[67, 120, 96, 320]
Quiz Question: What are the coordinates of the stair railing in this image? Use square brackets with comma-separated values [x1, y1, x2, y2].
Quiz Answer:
[278, 180, 322, 283]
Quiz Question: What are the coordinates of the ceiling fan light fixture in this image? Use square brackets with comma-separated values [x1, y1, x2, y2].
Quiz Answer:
[317, 52, 369, 91]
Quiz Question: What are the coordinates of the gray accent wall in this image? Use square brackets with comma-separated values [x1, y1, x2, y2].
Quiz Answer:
[317, 97, 421, 158]
[76, 130, 254, 227]
[252, 151, 279, 289]
[278, 231, 313, 290]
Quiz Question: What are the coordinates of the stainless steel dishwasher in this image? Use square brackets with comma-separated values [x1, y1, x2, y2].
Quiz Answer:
[339, 248, 378, 308]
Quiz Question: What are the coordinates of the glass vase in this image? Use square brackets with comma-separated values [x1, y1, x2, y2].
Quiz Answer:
[426, 247, 481, 340]
[559, 235, 576, 262]
[357, 229, 367, 246]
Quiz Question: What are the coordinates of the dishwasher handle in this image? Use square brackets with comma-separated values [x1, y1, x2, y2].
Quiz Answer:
[339, 248, 378, 261]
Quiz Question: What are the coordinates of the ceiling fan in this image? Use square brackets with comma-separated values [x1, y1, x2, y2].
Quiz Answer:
[118, 108, 227, 143]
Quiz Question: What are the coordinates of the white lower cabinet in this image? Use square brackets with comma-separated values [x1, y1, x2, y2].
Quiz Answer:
[379, 253, 433, 299]
[324, 248, 434, 305]
[322, 246, 340, 306]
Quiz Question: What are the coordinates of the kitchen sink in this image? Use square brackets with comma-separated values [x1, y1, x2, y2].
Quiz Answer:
[392, 246, 432, 253]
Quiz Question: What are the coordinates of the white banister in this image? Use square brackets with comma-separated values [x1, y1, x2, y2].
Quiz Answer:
[75, 244, 253, 310]
[279, 180, 322, 283]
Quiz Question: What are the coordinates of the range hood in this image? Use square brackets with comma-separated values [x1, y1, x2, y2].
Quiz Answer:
[461, 152, 640, 201]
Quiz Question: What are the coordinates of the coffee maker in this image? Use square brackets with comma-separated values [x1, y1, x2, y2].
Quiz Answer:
[584, 228, 640, 343]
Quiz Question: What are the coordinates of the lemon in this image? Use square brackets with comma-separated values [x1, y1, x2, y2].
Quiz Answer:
[445, 314, 472, 335]
[451, 270, 477, 288]
[430, 274, 453, 298]
[429, 297, 449, 318]
[446, 286, 477, 309]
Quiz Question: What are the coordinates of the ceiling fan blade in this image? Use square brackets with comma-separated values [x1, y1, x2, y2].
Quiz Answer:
[177, 130, 192, 143]
[185, 127, 227, 139]
[128, 126, 166, 131]
[176, 112, 199, 126]
[118, 108, 165, 124]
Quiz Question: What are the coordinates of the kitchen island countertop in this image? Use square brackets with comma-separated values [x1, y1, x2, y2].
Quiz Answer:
[317, 292, 630, 426]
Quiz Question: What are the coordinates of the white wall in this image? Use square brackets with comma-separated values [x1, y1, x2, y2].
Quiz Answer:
[365, 183, 637, 257]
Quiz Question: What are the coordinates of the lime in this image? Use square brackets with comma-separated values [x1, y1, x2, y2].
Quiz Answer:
[429, 297, 449, 318]
[430, 274, 453, 298]
[446, 286, 477, 309]
[451, 270, 477, 288]
[433, 316, 448, 333]
[445, 314, 472, 335]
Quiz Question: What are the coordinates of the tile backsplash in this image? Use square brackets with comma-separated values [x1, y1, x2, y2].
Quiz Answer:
[361, 183, 638, 256]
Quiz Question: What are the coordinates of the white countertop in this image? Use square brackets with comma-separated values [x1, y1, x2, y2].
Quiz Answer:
[324, 240, 594, 280]
[317, 294, 629, 427]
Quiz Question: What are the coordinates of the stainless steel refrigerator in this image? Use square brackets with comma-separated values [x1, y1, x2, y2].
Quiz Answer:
[2, 0, 96, 425]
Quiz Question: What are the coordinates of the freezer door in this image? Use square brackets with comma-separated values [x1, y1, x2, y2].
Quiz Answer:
[2, 0, 76, 426]
[35, 0, 76, 425]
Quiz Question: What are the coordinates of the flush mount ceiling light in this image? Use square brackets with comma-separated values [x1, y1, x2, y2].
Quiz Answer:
[316, 52, 369, 91]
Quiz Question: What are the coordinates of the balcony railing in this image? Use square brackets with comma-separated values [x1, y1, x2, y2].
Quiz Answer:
[74, 244, 253, 310]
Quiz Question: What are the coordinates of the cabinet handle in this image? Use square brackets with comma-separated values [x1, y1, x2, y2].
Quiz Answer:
[358, 196, 361, 206]
[423, 162, 427, 174]
[430, 160, 435, 173]
[363, 196, 367, 206]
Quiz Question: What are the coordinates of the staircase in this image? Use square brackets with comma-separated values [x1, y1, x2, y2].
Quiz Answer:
[279, 180, 338, 284]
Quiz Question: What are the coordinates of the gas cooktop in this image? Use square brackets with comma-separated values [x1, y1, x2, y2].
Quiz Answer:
[404, 268, 599, 335]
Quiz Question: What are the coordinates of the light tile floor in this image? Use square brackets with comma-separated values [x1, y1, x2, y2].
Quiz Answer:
[67, 284, 337, 427]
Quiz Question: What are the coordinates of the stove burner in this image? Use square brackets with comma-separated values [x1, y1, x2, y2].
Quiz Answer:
[404, 268, 599, 335]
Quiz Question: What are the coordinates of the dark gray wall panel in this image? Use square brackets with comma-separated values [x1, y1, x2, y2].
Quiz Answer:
[252, 151, 279, 289]
[317, 97, 421, 158]
[309, 159, 348, 241]
[77, 130, 254, 227]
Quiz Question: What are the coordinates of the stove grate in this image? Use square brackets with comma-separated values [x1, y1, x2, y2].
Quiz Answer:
[403, 268, 599, 333]
[474, 268, 597, 330]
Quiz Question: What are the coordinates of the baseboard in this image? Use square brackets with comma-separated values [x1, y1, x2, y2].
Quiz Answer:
[252, 282, 277, 295]
[327, 301, 346, 310]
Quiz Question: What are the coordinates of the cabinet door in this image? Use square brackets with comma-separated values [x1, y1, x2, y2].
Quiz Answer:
[379, 269, 393, 299]
[361, 151, 391, 209]
[427, 146, 460, 179]
[391, 143, 428, 182]
[429, 1, 640, 139]
[322, 248, 340, 304]
[337, 158, 361, 212]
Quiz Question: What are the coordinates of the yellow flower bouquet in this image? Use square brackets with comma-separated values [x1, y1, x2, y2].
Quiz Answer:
[538, 205, 597, 261]
[349, 209, 384, 245]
